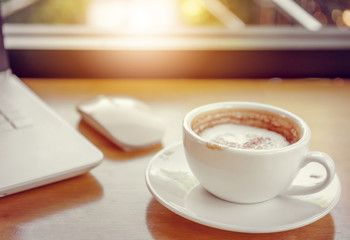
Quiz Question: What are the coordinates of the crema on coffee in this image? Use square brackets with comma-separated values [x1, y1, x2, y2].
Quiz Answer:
[191, 109, 302, 150]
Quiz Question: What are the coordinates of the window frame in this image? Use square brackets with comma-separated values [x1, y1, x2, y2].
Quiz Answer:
[4, 23, 350, 79]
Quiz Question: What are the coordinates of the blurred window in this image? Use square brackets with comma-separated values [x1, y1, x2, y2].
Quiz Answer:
[3, 0, 350, 29]
[1, 0, 350, 78]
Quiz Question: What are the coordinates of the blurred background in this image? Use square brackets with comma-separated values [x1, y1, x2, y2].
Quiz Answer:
[1, 0, 350, 78]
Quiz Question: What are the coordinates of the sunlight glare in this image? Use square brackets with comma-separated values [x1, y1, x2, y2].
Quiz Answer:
[88, 0, 126, 29]
[342, 9, 350, 27]
[88, 0, 177, 33]
[181, 0, 208, 23]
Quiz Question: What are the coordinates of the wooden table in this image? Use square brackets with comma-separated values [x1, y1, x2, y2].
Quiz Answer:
[1, 78, 349, 240]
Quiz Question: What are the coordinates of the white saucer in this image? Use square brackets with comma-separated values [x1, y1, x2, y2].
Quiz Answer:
[145, 142, 341, 233]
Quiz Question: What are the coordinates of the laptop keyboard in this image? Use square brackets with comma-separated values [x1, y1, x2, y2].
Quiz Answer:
[0, 99, 32, 132]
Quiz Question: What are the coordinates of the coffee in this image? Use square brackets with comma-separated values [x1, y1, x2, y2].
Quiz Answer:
[191, 109, 301, 150]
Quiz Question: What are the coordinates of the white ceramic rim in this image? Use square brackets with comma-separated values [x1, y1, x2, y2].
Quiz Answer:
[183, 101, 311, 154]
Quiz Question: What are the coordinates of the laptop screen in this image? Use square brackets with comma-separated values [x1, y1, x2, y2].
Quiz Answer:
[0, 8, 10, 72]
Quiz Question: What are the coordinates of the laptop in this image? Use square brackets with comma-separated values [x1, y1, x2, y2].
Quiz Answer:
[0, 16, 103, 197]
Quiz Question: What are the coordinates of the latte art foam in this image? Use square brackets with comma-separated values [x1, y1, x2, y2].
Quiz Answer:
[200, 124, 289, 150]
[191, 108, 302, 150]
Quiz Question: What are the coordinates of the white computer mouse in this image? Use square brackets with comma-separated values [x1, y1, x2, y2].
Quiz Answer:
[77, 95, 165, 151]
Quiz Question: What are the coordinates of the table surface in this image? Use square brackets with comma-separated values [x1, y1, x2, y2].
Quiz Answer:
[1, 78, 349, 240]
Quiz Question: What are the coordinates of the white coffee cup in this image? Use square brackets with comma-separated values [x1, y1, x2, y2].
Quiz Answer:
[183, 102, 335, 204]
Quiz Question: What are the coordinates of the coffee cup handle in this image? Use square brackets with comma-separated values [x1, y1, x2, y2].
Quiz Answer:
[283, 151, 335, 196]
